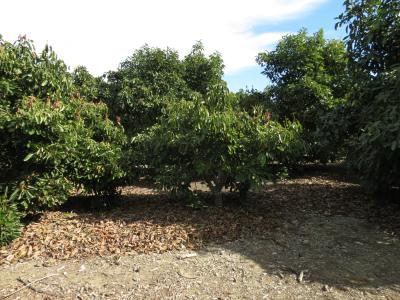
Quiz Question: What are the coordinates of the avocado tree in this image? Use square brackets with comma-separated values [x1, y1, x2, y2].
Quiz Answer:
[256, 29, 350, 161]
[0, 36, 127, 214]
[103, 42, 229, 136]
[182, 41, 226, 95]
[336, 0, 400, 192]
[105, 45, 189, 135]
[134, 84, 305, 206]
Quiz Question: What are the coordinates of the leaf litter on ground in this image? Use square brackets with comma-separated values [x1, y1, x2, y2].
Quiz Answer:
[1, 168, 400, 265]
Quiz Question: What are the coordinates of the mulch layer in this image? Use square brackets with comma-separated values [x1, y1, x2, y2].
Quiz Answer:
[1, 167, 399, 265]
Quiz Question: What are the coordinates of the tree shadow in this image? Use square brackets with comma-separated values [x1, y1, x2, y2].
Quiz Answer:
[219, 215, 400, 290]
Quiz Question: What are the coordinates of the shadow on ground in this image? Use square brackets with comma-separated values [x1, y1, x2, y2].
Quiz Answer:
[219, 214, 400, 290]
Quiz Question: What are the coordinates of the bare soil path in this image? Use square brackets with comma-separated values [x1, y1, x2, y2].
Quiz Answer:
[1, 166, 400, 299]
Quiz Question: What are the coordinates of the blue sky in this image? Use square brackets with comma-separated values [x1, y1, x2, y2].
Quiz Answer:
[1, 0, 346, 92]
[225, 0, 347, 92]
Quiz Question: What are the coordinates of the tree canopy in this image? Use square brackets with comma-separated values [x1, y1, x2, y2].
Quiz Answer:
[256, 29, 350, 161]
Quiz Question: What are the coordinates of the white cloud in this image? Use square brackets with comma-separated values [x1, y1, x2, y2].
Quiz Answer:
[0, 0, 326, 75]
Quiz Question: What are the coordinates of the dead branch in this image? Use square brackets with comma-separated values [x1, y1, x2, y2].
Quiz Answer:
[1, 273, 59, 299]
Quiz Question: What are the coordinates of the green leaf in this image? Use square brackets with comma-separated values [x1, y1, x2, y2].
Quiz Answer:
[23, 153, 34, 161]
[391, 141, 397, 151]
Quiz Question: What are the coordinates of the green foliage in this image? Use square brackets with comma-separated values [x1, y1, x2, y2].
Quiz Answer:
[348, 67, 400, 191]
[256, 29, 350, 161]
[0, 188, 22, 246]
[72, 65, 103, 101]
[10, 173, 74, 213]
[182, 41, 226, 95]
[337, 0, 400, 76]
[105, 42, 227, 135]
[236, 88, 274, 116]
[134, 86, 305, 205]
[313, 103, 354, 163]
[1, 97, 126, 212]
[257, 29, 349, 98]
[105, 45, 189, 134]
[0, 35, 73, 110]
[0, 36, 127, 214]
[337, 0, 400, 192]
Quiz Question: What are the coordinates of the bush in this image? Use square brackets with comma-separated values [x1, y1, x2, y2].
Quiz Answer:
[0, 96, 127, 213]
[134, 85, 305, 205]
[0, 188, 22, 246]
[0, 36, 127, 214]
[8, 173, 74, 214]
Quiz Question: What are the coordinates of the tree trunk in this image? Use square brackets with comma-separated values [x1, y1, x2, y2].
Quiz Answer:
[208, 171, 226, 207]
[239, 180, 251, 204]
[214, 192, 223, 207]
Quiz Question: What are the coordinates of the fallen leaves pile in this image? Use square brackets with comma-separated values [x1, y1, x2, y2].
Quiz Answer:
[1, 168, 399, 264]
[0, 190, 271, 264]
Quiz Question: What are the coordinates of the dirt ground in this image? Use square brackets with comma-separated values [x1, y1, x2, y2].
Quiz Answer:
[1, 166, 400, 299]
